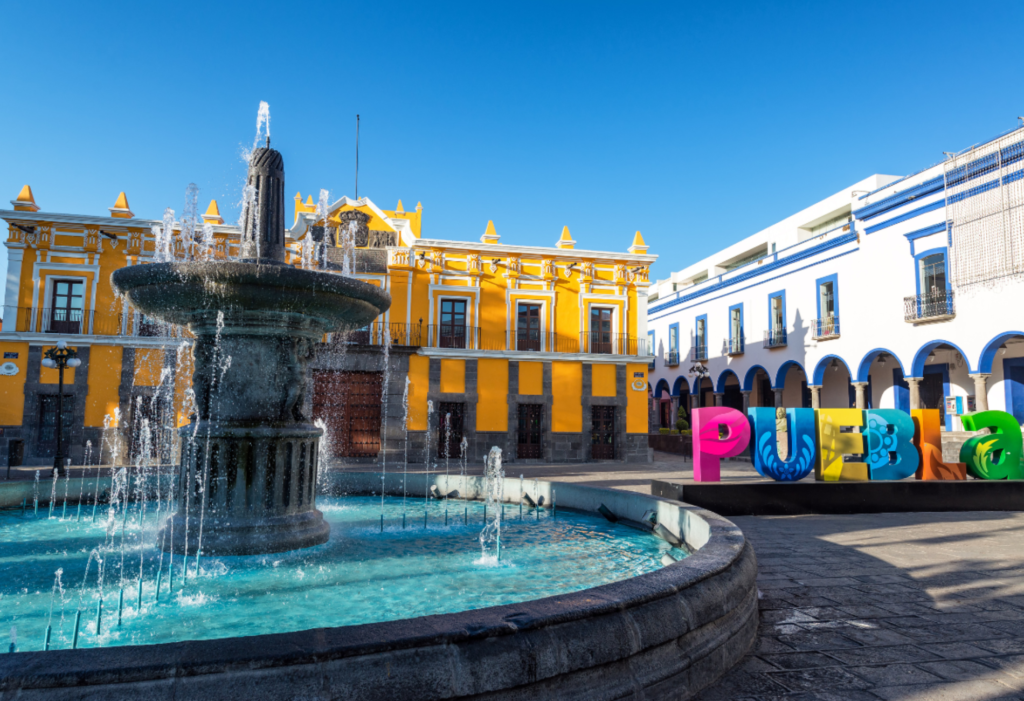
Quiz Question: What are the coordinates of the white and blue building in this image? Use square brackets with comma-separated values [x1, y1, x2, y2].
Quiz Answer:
[648, 125, 1024, 434]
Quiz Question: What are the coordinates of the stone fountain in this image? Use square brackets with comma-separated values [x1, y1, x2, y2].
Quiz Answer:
[111, 141, 390, 555]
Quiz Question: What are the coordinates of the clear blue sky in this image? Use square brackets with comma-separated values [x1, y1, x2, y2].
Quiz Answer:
[3, 0, 1023, 307]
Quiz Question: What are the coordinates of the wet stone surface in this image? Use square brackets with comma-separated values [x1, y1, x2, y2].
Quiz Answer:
[696, 511, 1024, 701]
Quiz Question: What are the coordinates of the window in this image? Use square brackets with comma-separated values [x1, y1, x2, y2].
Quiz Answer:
[667, 323, 679, 366]
[439, 299, 467, 348]
[590, 308, 613, 354]
[516, 303, 542, 351]
[770, 295, 784, 331]
[814, 274, 839, 339]
[766, 291, 787, 348]
[909, 249, 954, 321]
[820, 281, 835, 317]
[728, 304, 743, 354]
[694, 314, 708, 361]
[49, 279, 85, 334]
[920, 252, 947, 295]
[648, 331, 655, 368]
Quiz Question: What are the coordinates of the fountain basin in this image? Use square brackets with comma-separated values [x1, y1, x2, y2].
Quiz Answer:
[0, 473, 757, 700]
[111, 260, 389, 330]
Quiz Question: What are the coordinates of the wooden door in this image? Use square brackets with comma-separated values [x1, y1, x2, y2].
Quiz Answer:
[312, 371, 383, 457]
[517, 404, 543, 458]
[50, 280, 84, 334]
[590, 308, 613, 354]
[591, 406, 615, 459]
[437, 402, 465, 459]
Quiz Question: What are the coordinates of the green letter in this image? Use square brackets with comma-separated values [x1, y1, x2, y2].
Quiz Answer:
[960, 411, 1024, 480]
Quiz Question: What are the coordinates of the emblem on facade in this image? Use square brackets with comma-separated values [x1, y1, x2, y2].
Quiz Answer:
[0, 362, 19, 376]
[631, 379, 646, 391]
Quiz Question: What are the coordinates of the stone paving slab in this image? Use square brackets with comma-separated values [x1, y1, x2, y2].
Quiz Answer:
[695, 512, 1024, 701]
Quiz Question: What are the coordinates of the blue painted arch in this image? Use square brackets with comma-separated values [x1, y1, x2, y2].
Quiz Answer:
[743, 365, 770, 392]
[910, 339, 974, 378]
[716, 369, 740, 393]
[979, 332, 1024, 374]
[672, 376, 690, 396]
[654, 379, 671, 398]
[812, 355, 852, 386]
[856, 348, 906, 383]
[774, 360, 807, 390]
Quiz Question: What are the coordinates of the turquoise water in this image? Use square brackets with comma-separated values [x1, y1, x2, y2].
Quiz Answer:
[0, 496, 681, 652]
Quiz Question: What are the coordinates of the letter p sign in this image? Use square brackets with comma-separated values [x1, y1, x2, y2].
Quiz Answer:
[692, 407, 751, 482]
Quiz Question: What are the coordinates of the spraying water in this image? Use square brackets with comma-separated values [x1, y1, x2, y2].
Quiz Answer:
[378, 333, 392, 528]
[181, 184, 199, 260]
[251, 101, 270, 157]
[401, 376, 410, 523]
[479, 447, 505, 563]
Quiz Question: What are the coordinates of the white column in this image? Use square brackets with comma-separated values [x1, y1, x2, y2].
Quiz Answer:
[908, 377, 922, 410]
[4, 245, 25, 331]
[852, 382, 869, 410]
[809, 385, 821, 409]
[714, 393, 724, 407]
[773, 388, 784, 408]
[969, 373, 990, 412]
[741, 390, 751, 412]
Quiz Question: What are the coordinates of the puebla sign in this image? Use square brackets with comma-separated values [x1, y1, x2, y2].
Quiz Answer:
[691, 407, 1022, 483]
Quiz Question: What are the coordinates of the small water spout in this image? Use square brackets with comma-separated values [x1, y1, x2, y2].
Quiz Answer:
[181, 184, 199, 260]
[479, 447, 505, 562]
[33, 470, 39, 517]
[48, 469, 58, 518]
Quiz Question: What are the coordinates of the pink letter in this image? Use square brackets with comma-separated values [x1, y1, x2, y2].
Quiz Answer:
[693, 407, 751, 482]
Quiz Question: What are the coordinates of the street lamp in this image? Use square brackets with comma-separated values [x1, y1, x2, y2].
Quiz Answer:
[41, 340, 80, 476]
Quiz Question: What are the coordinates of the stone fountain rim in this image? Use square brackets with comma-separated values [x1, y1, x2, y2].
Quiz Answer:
[111, 260, 392, 311]
[0, 477, 756, 697]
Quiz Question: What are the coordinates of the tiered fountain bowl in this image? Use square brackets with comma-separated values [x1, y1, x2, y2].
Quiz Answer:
[112, 143, 390, 555]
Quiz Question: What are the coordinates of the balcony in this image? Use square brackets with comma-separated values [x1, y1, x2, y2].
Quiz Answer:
[727, 336, 745, 356]
[2, 307, 152, 337]
[335, 322, 423, 347]
[812, 316, 840, 340]
[764, 329, 788, 349]
[666, 350, 680, 366]
[691, 345, 708, 362]
[514, 330, 542, 352]
[905, 290, 955, 323]
[583, 333, 647, 356]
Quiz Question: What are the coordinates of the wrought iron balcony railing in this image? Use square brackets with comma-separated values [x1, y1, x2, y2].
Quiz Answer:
[0, 307, 179, 337]
[666, 350, 680, 366]
[691, 345, 708, 362]
[334, 322, 423, 347]
[727, 336, 745, 355]
[582, 333, 647, 356]
[764, 328, 788, 348]
[904, 290, 955, 322]
[812, 316, 840, 340]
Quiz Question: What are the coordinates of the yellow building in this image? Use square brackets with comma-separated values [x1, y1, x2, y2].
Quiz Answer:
[0, 184, 656, 467]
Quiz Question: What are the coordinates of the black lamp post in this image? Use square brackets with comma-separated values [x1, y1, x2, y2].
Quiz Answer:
[42, 340, 80, 477]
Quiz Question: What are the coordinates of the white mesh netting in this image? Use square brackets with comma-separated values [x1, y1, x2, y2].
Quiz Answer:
[945, 128, 1024, 291]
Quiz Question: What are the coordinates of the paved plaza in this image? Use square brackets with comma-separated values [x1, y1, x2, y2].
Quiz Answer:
[463, 453, 1024, 700]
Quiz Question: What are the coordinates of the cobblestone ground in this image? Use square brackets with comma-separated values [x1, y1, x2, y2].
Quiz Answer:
[697, 512, 1024, 701]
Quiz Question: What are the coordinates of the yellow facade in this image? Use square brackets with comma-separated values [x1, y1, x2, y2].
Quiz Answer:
[1, 185, 655, 466]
